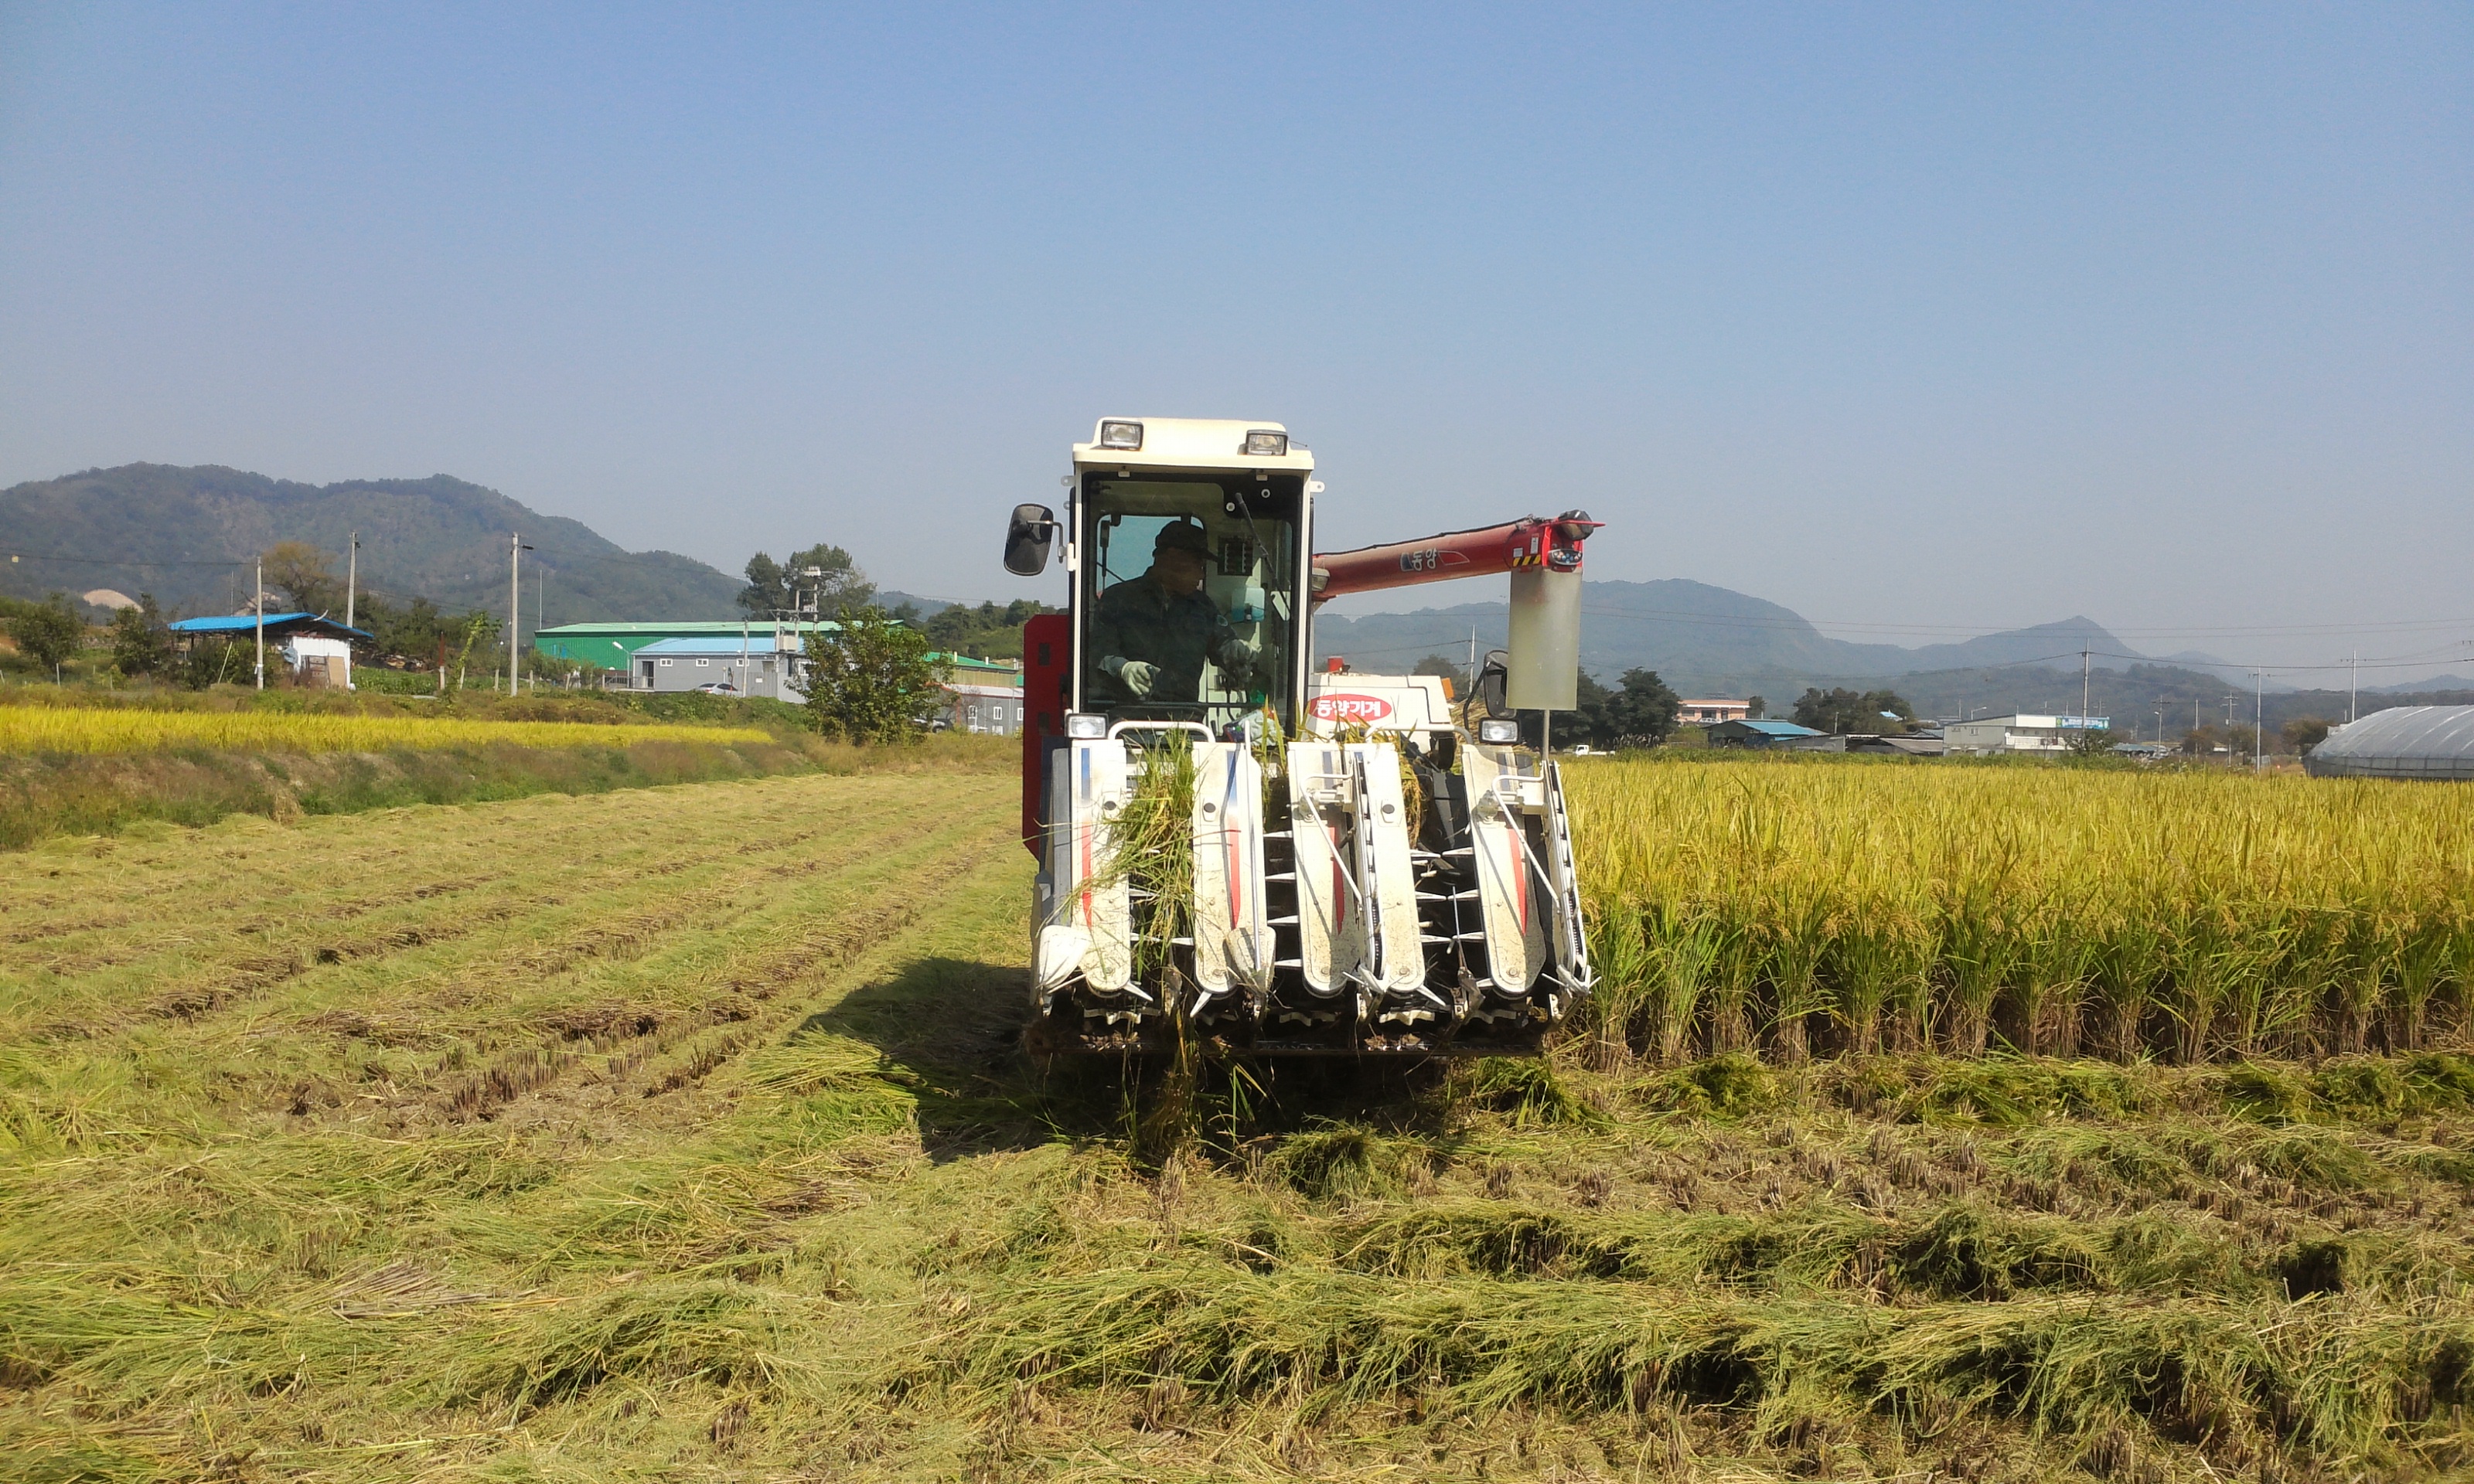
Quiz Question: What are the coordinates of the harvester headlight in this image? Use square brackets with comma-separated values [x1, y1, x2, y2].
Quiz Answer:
[1243, 429, 1288, 456]
[1065, 712, 1109, 740]
[1098, 420, 1143, 451]
[1477, 719, 1521, 745]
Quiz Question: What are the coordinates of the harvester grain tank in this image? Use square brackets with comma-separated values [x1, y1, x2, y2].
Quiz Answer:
[1002, 417, 1600, 1055]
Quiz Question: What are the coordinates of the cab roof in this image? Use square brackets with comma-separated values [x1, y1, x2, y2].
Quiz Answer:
[1072, 417, 1317, 475]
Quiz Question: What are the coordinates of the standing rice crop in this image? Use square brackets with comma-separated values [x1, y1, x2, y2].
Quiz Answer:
[1568, 756, 2474, 1064]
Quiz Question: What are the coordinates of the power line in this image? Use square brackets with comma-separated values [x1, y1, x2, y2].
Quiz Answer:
[3, 550, 250, 570]
[5, 540, 717, 579]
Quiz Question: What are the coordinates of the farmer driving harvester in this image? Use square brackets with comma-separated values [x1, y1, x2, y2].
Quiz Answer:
[1085, 519, 1260, 706]
[1005, 417, 1601, 1056]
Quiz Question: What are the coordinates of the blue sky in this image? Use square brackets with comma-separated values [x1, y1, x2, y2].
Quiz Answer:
[2, 4, 2467, 679]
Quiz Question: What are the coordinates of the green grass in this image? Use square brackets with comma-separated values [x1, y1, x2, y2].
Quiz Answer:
[5, 773, 2474, 1480]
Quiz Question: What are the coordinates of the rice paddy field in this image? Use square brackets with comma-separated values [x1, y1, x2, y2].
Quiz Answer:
[0, 706, 772, 755]
[0, 696, 1013, 851]
[5, 753, 2472, 1481]
[1564, 757, 2474, 1065]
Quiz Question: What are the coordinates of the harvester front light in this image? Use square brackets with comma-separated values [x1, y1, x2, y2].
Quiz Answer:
[1098, 420, 1143, 451]
[1065, 712, 1109, 740]
[1477, 719, 1521, 745]
[1243, 429, 1288, 457]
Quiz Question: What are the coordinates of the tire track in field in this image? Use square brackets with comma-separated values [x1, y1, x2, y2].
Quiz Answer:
[14, 792, 917, 1039]
[298, 794, 961, 1035]
[2, 778, 840, 968]
[18, 804, 743, 961]
[431, 802, 1017, 1126]
[1, 802, 680, 947]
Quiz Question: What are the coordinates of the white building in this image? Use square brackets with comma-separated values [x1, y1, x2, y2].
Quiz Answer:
[943, 682, 1025, 735]
[632, 636, 806, 699]
[281, 634, 355, 689]
[1942, 713, 2109, 756]
[1678, 698, 1753, 724]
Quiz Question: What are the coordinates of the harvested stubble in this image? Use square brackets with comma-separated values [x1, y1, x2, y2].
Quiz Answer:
[11, 766, 2474, 1481]
[920, 1039, 2474, 1480]
[953, 1264, 2470, 1457]
[0, 705, 771, 755]
[1566, 755, 2474, 1063]
[1, 768, 1040, 1479]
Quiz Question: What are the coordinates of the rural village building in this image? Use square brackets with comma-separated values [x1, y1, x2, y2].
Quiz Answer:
[537, 618, 1023, 720]
[943, 682, 1025, 736]
[166, 613, 372, 689]
[1848, 733, 1948, 757]
[1705, 718, 1827, 750]
[629, 635, 806, 699]
[594, 625, 1023, 731]
[533, 620, 843, 673]
[1941, 713, 2110, 757]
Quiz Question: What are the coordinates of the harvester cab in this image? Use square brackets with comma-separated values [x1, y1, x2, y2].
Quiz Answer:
[1004, 417, 1599, 1056]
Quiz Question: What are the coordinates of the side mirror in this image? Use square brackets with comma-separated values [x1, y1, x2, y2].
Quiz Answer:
[1004, 504, 1057, 577]
[1476, 648, 1512, 720]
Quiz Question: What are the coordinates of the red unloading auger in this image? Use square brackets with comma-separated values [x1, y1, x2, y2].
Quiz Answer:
[1309, 510, 1602, 600]
[1022, 509, 1605, 855]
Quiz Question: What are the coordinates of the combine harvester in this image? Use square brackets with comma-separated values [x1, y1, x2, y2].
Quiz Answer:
[1000, 417, 1600, 1056]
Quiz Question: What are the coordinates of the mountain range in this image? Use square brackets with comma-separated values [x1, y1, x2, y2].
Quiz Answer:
[1313, 579, 2166, 696]
[8, 464, 2432, 717]
[2, 465, 740, 626]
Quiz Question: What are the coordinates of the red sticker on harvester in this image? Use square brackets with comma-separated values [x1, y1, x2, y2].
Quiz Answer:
[1310, 693, 1395, 723]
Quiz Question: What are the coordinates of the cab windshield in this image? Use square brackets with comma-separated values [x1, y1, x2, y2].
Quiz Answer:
[1079, 471, 1303, 736]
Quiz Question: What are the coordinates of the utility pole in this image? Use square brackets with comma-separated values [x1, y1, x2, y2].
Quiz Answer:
[2080, 650, 2091, 727]
[2350, 650, 2358, 724]
[345, 533, 359, 631]
[254, 556, 265, 689]
[506, 533, 534, 696]
[2254, 669, 2264, 774]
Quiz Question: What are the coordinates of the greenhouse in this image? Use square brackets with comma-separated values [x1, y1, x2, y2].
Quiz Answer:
[2304, 704, 2474, 781]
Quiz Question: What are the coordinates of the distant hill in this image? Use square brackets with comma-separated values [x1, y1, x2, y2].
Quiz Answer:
[875, 590, 963, 618]
[1314, 578, 2145, 698]
[0, 464, 740, 625]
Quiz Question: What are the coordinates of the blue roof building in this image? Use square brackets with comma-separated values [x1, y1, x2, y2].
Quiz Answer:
[1707, 718, 1827, 750]
[629, 635, 806, 700]
[167, 612, 372, 641]
[165, 612, 372, 689]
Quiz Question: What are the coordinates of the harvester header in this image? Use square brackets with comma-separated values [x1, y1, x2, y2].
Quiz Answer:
[1000, 416, 1600, 1057]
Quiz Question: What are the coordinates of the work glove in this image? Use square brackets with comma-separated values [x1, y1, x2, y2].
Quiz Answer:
[1113, 659, 1159, 697]
[1219, 637, 1259, 669]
